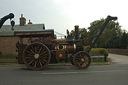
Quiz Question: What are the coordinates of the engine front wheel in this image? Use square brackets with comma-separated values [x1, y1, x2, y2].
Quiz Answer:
[74, 51, 91, 69]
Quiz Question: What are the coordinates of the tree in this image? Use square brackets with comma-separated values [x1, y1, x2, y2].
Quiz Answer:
[105, 36, 121, 48]
[87, 18, 122, 48]
[69, 18, 123, 48]
[120, 32, 128, 49]
[70, 28, 88, 40]
[79, 28, 88, 39]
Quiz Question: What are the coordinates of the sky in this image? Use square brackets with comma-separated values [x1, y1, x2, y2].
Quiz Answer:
[0, 0, 128, 36]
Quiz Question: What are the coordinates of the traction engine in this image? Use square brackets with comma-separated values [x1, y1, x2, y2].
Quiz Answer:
[15, 26, 89, 70]
[0, 13, 117, 70]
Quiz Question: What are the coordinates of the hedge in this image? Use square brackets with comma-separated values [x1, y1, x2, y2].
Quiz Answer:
[84, 46, 109, 57]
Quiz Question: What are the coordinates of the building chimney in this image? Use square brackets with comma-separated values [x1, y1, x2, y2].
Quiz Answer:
[19, 14, 26, 26]
[28, 19, 32, 24]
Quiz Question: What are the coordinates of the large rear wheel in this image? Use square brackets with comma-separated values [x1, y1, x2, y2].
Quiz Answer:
[23, 43, 51, 70]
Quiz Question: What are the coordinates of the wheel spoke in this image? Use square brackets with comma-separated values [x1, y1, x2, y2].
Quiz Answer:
[34, 60, 37, 68]
[37, 45, 40, 52]
[26, 56, 32, 59]
[39, 58, 46, 65]
[39, 61, 43, 67]
[30, 49, 35, 54]
[38, 47, 42, 53]
[40, 54, 48, 58]
[40, 48, 45, 54]
[27, 50, 33, 55]
[42, 58, 47, 63]
[40, 51, 47, 56]
[28, 59, 34, 65]
[27, 54, 34, 57]
[27, 58, 33, 62]
[35, 46, 37, 53]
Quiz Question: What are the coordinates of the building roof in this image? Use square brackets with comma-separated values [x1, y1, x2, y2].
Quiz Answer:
[0, 24, 45, 36]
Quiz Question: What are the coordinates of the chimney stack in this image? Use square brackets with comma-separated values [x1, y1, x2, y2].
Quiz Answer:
[74, 25, 79, 40]
[28, 20, 32, 24]
[20, 14, 26, 26]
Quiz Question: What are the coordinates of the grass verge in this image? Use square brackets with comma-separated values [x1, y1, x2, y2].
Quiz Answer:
[0, 61, 110, 67]
[0, 54, 110, 66]
[0, 63, 24, 67]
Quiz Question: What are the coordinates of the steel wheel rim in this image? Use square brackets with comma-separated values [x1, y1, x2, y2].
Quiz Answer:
[74, 51, 91, 69]
[23, 43, 51, 70]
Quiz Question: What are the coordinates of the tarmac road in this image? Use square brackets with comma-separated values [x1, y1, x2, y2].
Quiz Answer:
[0, 54, 128, 85]
[0, 64, 128, 85]
[109, 53, 128, 64]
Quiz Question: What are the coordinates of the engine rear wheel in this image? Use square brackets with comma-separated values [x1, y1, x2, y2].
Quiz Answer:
[74, 51, 91, 69]
[23, 43, 51, 70]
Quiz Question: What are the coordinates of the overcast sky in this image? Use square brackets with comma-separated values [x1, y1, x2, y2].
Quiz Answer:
[0, 0, 128, 35]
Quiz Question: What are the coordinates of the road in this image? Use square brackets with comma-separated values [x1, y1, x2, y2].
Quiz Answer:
[109, 53, 128, 64]
[0, 54, 128, 85]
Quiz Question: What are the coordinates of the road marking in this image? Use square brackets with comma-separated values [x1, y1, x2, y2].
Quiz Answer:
[42, 70, 126, 75]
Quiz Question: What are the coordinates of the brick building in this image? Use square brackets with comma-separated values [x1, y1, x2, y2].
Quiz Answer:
[0, 14, 45, 55]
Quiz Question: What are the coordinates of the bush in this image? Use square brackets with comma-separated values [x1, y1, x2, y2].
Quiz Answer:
[84, 46, 109, 57]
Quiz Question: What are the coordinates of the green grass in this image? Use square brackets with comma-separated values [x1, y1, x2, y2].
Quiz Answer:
[0, 54, 17, 63]
[0, 61, 110, 67]
[48, 62, 109, 66]
[0, 54, 110, 66]
[0, 54, 19, 66]
[91, 62, 110, 65]
[48, 63, 72, 66]
[0, 63, 24, 67]
[0, 58, 17, 63]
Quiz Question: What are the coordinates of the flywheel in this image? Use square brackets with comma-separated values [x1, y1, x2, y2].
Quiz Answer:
[23, 43, 51, 70]
[74, 51, 91, 69]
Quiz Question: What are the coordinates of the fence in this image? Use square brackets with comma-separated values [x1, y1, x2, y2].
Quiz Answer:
[91, 55, 106, 62]
[107, 49, 128, 55]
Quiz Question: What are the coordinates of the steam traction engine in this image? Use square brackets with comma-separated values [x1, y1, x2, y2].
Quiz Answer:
[15, 26, 89, 70]
[15, 16, 117, 70]
[0, 13, 117, 70]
